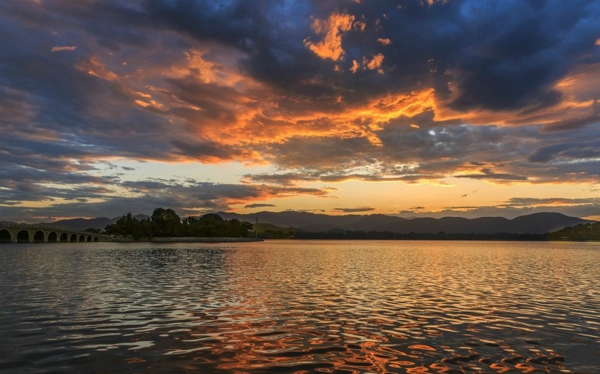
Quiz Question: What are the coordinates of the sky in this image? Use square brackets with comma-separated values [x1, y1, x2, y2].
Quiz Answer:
[1, 0, 600, 223]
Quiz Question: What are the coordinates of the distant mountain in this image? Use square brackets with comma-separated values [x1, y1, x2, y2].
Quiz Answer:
[42, 217, 113, 231]
[42, 214, 150, 231]
[220, 211, 364, 231]
[29, 211, 592, 235]
[253, 222, 296, 233]
[218, 211, 592, 235]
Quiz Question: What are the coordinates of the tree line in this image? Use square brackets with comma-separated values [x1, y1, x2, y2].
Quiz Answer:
[547, 222, 600, 241]
[104, 208, 253, 240]
[295, 230, 548, 241]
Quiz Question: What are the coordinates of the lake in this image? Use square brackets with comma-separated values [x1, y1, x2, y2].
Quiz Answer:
[0, 240, 599, 373]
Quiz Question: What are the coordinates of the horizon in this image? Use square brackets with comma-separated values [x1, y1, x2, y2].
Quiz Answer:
[1, 1, 600, 223]
[4, 209, 597, 226]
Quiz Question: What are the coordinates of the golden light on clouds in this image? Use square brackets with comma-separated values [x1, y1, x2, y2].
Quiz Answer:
[363, 53, 385, 72]
[304, 13, 355, 61]
[4, 0, 600, 222]
[76, 56, 119, 81]
[121, 43, 436, 153]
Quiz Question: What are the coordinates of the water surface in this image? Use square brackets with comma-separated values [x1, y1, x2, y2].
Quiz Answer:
[1, 240, 599, 373]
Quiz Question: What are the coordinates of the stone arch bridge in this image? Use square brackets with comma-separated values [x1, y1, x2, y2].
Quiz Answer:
[0, 224, 113, 243]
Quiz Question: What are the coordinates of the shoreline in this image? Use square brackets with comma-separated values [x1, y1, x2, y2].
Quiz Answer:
[114, 237, 264, 243]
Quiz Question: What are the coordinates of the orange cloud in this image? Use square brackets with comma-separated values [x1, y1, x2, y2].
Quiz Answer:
[304, 13, 355, 61]
[76, 56, 119, 81]
[129, 47, 413, 151]
[363, 53, 385, 72]
[159, 75, 436, 154]
[233, 89, 436, 147]
[377, 38, 391, 45]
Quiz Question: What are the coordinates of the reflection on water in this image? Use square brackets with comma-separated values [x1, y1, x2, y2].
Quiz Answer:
[0, 240, 599, 373]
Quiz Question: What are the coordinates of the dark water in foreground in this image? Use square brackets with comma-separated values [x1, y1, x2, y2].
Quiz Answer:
[0, 240, 599, 373]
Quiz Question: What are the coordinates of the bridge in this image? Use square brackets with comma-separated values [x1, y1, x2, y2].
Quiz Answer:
[0, 223, 113, 243]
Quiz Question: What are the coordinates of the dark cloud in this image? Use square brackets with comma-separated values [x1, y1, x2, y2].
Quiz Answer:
[0, 177, 331, 222]
[528, 143, 576, 163]
[540, 100, 600, 132]
[504, 197, 600, 207]
[454, 169, 528, 181]
[333, 207, 376, 213]
[528, 124, 600, 166]
[246, 120, 600, 185]
[170, 140, 255, 162]
[244, 203, 276, 209]
[1, 0, 600, 220]
[255, 123, 534, 183]
[131, 0, 600, 114]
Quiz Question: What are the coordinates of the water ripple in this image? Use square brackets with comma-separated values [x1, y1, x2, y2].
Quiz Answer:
[0, 241, 599, 373]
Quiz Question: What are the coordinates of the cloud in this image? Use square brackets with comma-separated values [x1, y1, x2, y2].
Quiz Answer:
[528, 129, 600, 166]
[439, 0, 600, 113]
[51, 46, 77, 52]
[333, 207, 375, 213]
[244, 120, 600, 186]
[76, 56, 119, 81]
[454, 169, 528, 181]
[503, 197, 600, 208]
[540, 100, 600, 133]
[170, 139, 259, 163]
[244, 203, 276, 209]
[363, 53, 385, 72]
[304, 13, 356, 61]
[1, 0, 600, 221]
[0, 175, 332, 222]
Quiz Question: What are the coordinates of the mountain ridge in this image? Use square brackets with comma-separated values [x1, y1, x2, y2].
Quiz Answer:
[218, 211, 593, 235]
[38, 214, 150, 231]
[11, 211, 593, 235]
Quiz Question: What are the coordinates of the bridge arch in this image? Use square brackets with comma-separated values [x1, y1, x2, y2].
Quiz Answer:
[17, 230, 30, 243]
[48, 232, 58, 242]
[0, 229, 11, 243]
[0, 224, 112, 243]
[33, 231, 45, 243]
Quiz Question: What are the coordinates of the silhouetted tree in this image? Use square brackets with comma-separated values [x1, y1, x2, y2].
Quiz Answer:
[105, 209, 252, 239]
[151, 208, 181, 237]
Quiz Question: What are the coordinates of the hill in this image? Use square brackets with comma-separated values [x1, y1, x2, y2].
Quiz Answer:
[27, 211, 592, 236]
[548, 222, 600, 241]
[219, 211, 592, 235]
[41, 214, 150, 231]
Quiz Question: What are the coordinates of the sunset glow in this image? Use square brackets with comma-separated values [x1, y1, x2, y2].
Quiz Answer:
[1, 0, 599, 222]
